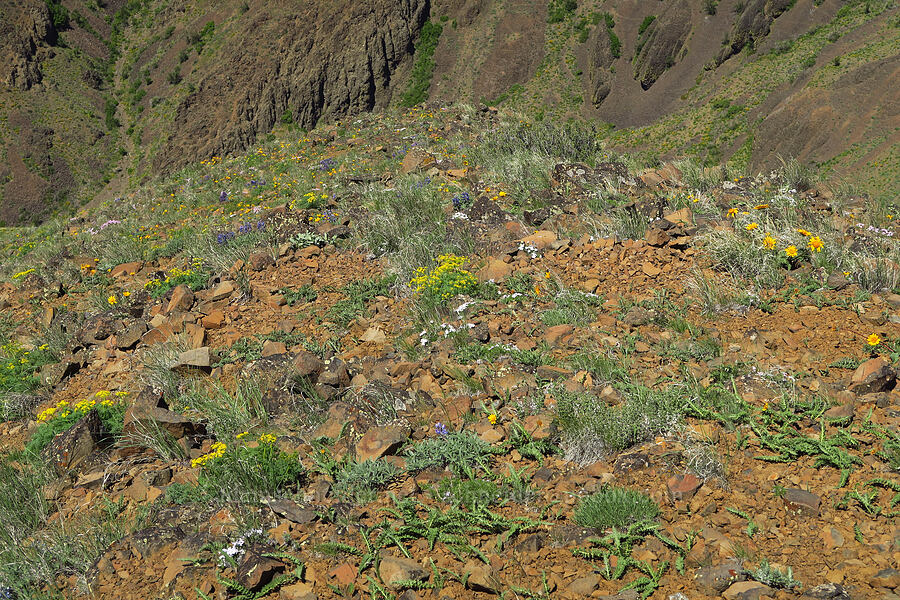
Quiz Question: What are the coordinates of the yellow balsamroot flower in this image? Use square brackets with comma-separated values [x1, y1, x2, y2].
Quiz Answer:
[808, 235, 824, 252]
[488, 414, 497, 425]
[108, 295, 117, 305]
[745, 222, 759, 231]
[754, 204, 769, 210]
[762, 234, 777, 250]
[867, 333, 881, 347]
[796, 228, 811, 237]
[785, 245, 798, 258]
[726, 208, 738, 218]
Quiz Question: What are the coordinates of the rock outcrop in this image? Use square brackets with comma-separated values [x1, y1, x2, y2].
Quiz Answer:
[632, 0, 691, 90]
[715, 0, 795, 66]
[0, 2, 56, 90]
[158, 0, 429, 171]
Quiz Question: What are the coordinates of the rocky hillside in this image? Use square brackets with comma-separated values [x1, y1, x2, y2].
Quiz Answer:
[0, 0, 897, 223]
[0, 105, 899, 600]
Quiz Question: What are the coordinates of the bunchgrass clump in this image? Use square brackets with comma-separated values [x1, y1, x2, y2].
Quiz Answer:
[0, 454, 130, 596]
[357, 177, 455, 280]
[556, 385, 683, 465]
[573, 486, 659, 530]
[540, 289, 603, 327]
[176, 379, 266, 439]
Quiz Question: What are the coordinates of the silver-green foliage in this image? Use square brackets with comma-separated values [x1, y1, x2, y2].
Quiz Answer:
[405, 430, 495, 476]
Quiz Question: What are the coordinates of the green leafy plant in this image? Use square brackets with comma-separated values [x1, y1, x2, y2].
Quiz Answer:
[432, 477, 501, 509]
[280, 283, 318, 306]
[327, 276, 395, 327]
[547, 0, 577, 24]
[192, 434, 306, 502]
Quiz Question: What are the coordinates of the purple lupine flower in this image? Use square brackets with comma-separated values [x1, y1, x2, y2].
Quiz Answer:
[256, 220, 265, 231]
[219, 190, 228, 202]
[434, 422, 448, 436]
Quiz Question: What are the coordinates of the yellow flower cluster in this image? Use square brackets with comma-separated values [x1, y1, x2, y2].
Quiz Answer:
[145, 258, 203, 289]
[410, 254, 478, 302]
[11, 268, 35, 280]
[258, 433, 277, 444]
[289, 191, 329, 211]
[191, 441, 227, 468]
[36, 390, 125, 422]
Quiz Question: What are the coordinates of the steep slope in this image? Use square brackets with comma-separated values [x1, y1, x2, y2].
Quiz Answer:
[0, 0, 121, 225]
[0, 0, 897, 222]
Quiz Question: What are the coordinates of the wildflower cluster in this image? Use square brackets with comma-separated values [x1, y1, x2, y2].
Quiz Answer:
[144, 258, 208, 298]
[191, 441, 227, 468]
[215, 220, 266, 244]
[451, 191, 471, 211]
[308, 209, 338, 224]
[290, 191, 330, 210]
[83, 219, 121, 235]
[410, 254, 479, 304]
[26, 391, 128, 455]
[734, 212, 827, 262]
[865, 333, 898, 360]
[856, 223, 895, 238]
[0, 342, 54, 394]
[11, 268, 35, 281]
[191, 432, 305, 499]
[36, 390, 126, 423]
